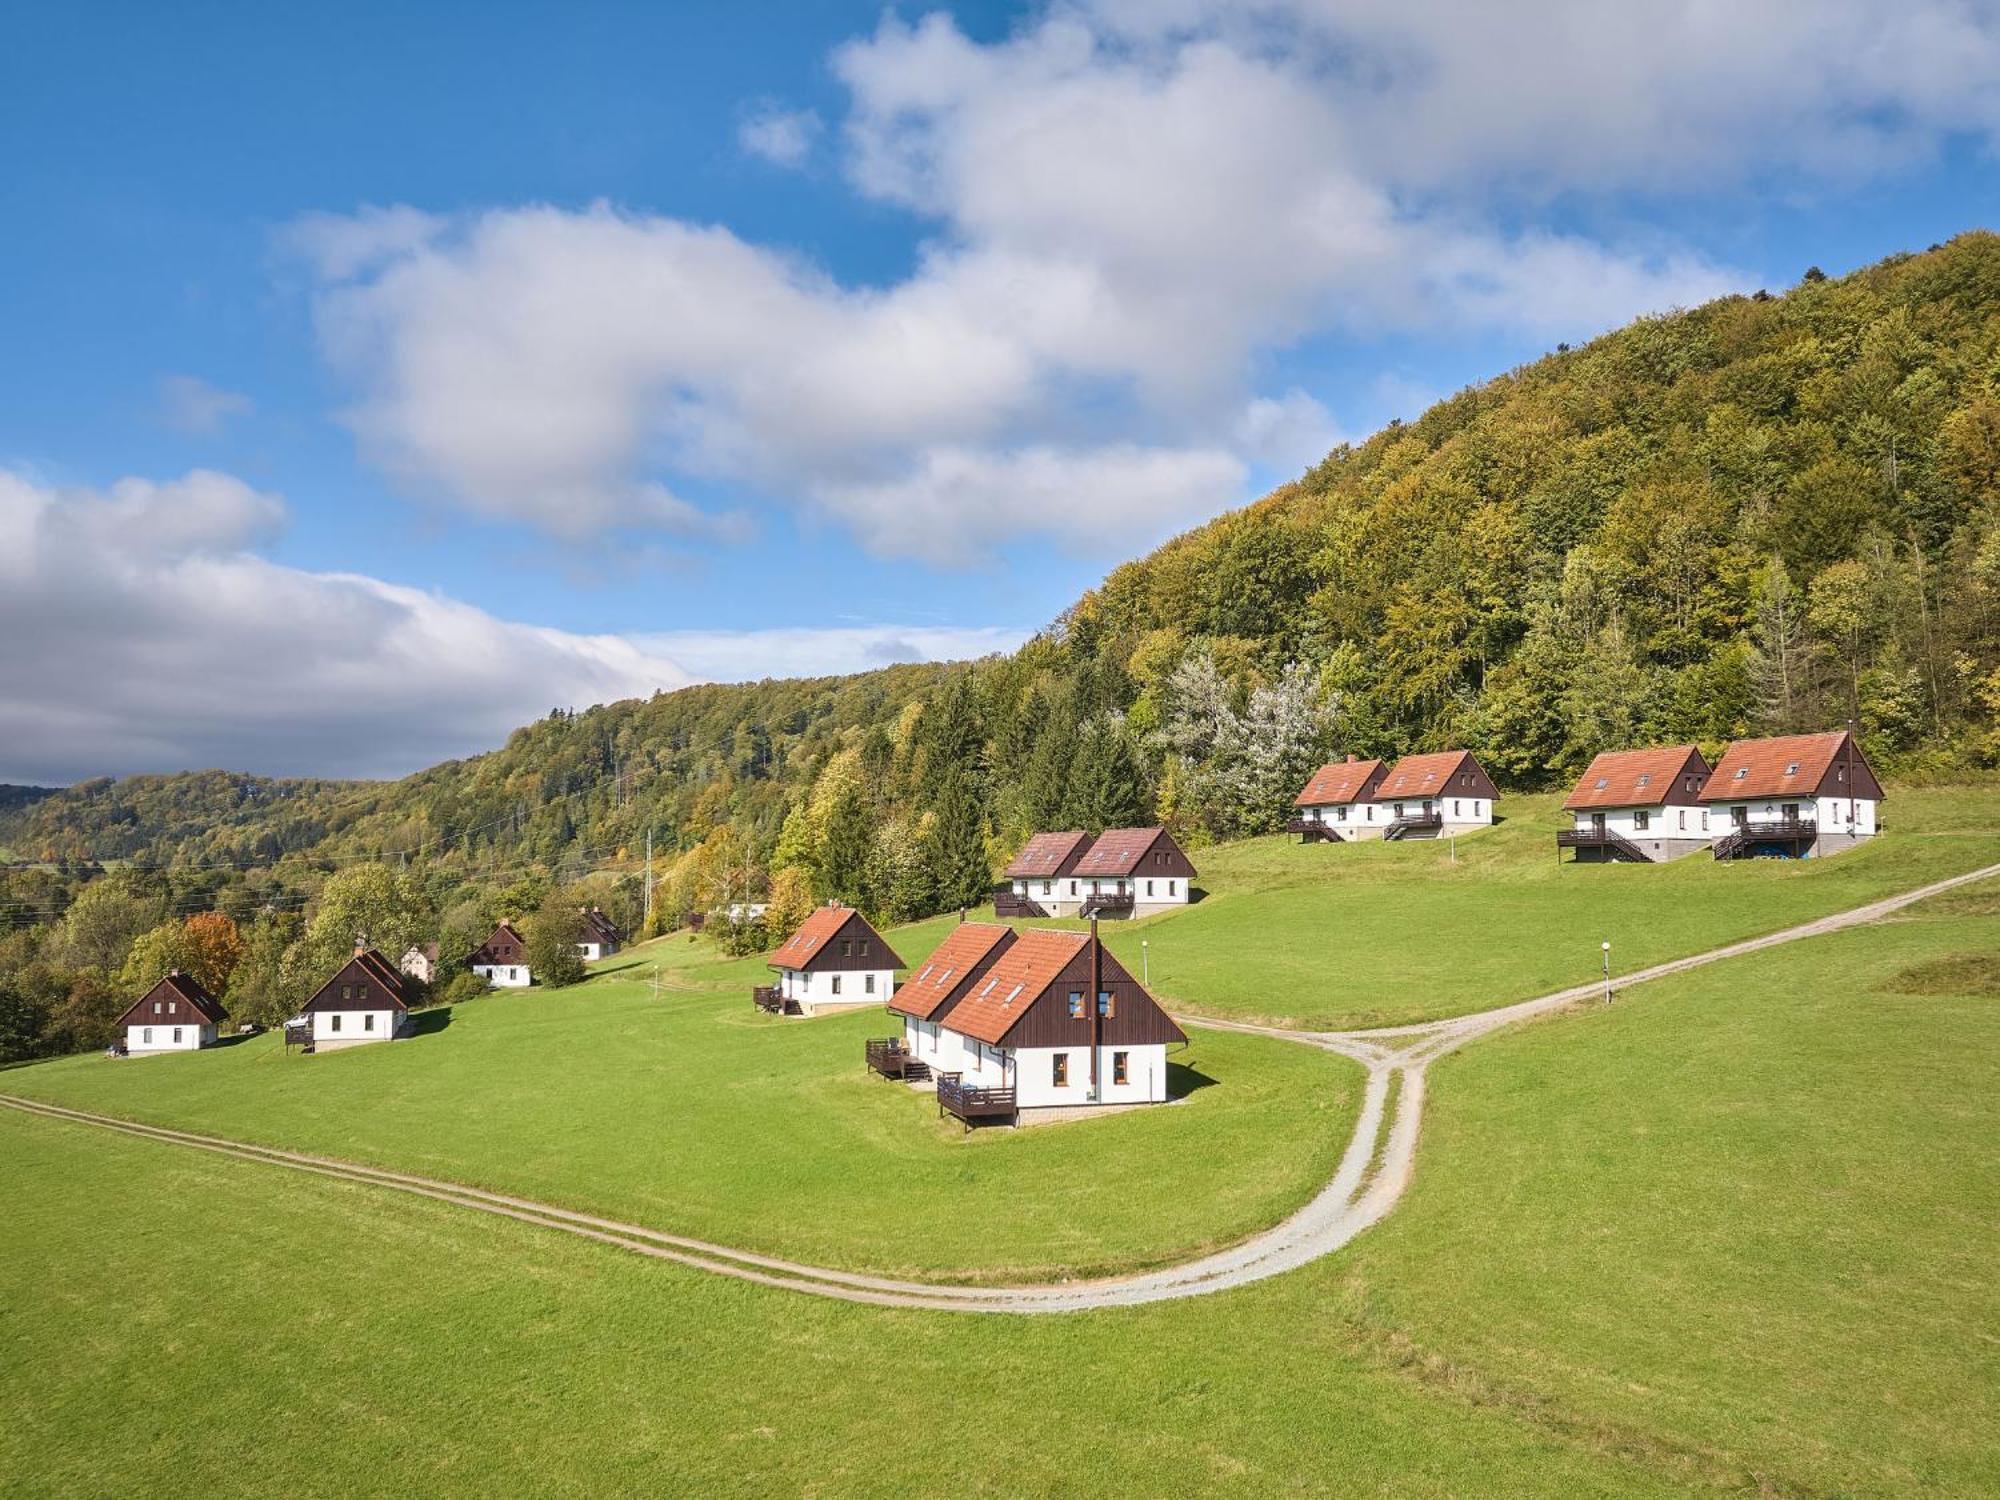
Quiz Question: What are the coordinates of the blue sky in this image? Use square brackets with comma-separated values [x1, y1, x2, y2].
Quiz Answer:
[3, 2, 1997, 783]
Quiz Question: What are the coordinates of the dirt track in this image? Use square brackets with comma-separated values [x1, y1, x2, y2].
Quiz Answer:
[6, 858, 1993, 1314]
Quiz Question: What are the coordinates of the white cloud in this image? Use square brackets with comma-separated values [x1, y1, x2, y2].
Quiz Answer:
[739, 103, 822, 167]
[158, 375, 254, 437]
[633, 623, 1031, 682]
[286, 2, 2000, 564]
[0, 469, 1025, 783]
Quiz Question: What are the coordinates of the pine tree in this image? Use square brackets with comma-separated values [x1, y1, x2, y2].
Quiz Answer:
[926, 767, 991, 911]
[818, 775, 872, 908]
[1750, 557, 1807, 731]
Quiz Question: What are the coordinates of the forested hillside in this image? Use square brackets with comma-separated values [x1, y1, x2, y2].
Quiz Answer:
[7, 234, 2000, 1054]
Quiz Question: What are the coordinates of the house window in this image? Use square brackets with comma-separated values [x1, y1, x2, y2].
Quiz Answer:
[173, 1028, 182, 1043]
[1052, 1054, 1069, 1087]
[1097, 992, 1115, 1018]
[1633, 811, 1650, 830]
[331, 1015, 342, 1033]
[1453, 800, 1461, 817]
[153, 1001, 162, 1014]
[341, 984, 352, 1000]
[860, 940, 870, 957]
[865, 973, 876, 994]
[1734, 767, 1748, 779]
[1678, 810, 1687, 830]
[831, 975, 842, 996]
[1335, 805, 1347, 820]
[1146, 879, 1154, 896]
[1366, 805, 1375, 820]
[1702, 812, 1710, 831]
[1069, 880, 1078, 895]
[364, 1014, 375, 1032]
[1167, 881, 1177, 897]
[1042, 881, 1052, 895]
[1784, 762, 1799, 775]
[1068, 991, 1085, 1018]
[840, 939, 852, 957]
[1113, 1052, 1129, 1086]
[356, 986, 368, 1002]
[143, 1027, 152, 1044]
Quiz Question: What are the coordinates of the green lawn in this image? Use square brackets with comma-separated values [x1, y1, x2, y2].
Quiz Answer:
[1, 965, 1356, 1283]
[1339, 884, 2000, 1498]
[1100, 785, 2000, 1027]
[0, 1105, 1688, 1500]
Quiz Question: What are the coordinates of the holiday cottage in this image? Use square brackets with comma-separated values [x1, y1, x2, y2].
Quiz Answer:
[296, 942, 411, 1051]
[1288, 756, 1389, 841]
[1558, 746, 1714, 862]
[996, 830, 1094, 916]
[117, 970, 228, 1054]
[398, 942, 440, 985]
[469, 920, 531, 987]
[1069, 828, 1197, 917]
[885, 920, 1017, 1074]
[577, 907, 623, 962]
[1369, 750, 1498, 839]
[757, 904, 904, 1016]
[1700, 730, 1883, 859]
[926, 926, 1186, 1126]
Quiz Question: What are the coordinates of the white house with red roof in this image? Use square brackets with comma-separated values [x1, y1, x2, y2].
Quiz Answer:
[1368, 751, 1499, 839]
[116, 970, 228, 1054]
[1558, 745, 1714, 862]
[1289, 755, 1389, 840]
[917, 926, 1187, 1123]
[888, 920, 1016, 1073]
[997, 830, 1094, 917]
[1700, 730, 1882, 858]
[1070, 828, 1197, 916]
[576, 907, 623, 962]
[298, 941, 412, 1050]
[760, 904, 904, 1016]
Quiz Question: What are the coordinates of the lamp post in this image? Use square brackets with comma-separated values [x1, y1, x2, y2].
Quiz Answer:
[1601, 941, 1612, 1005]
[1141, 939, 1149, 986]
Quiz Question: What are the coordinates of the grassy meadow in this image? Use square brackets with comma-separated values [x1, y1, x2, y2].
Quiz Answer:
[0, 959, 1357, 1283]
[5, 868, 1997, 1494]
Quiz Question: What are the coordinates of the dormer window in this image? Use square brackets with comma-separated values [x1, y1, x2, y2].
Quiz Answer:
[1594, 777, 1608, 789]
[1784, 762, 1799, 775]
[1636, 773, 1651, 788]
[1734, 767, 1748, 779]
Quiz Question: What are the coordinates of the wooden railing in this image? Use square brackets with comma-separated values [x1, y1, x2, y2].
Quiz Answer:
[865, 1037, 929, 1081]
[992, 889, 1048, 918]
[1080, 892, 1135, 918]
[1713, 818, 1817, 860]
[936, 1071, 1017, 1128]
[1383, 811, 1444, 841]
[752, 984, 798, 1015]
[1285, 817, 1344, 842]
[1555, 827, 1654, 863]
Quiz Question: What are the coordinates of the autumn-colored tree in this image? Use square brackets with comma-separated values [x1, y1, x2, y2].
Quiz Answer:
[180, 912, 245, 996]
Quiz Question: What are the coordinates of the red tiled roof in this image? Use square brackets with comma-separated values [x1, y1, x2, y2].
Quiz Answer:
[1563, 746, 1710, 811]
[947, 929, 1090, 1046]
[1073, 828, 1165, 877]
[1700, 732, 1873, 802]
[1003, 831, 1092, 879]
[1371, 750, 1474, 801]
[767, 905, 903, 970]
[891, 923, 1014, 1022]
[1294, 758, 1384, 807]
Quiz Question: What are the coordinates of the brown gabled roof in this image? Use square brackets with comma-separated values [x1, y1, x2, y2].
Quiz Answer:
[116, 970, 229, 1028]
[304, 949, 412, 1013]
[469, 920, 527, 967]
[355, 947, 409, 997]
[1563, 746, 1711, 811]
[1294, 757, 1385, 807]
[1003, 831, 1092, 880]
[1073, 828, 1166, 877]
[891, 923, 1015, 1022]
[581, 908, 623, 944]
[1371, 750, 1476, 802]
[1700, 731, 1884, 803]
[947, 929, 1091, 1046]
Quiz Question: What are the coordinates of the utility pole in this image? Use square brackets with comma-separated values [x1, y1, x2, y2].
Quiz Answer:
[1601, 941, 1612, 1005]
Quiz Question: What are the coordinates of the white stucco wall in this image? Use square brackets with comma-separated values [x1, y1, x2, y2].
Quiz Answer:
[1570, 803, 1709, 839]
[776, 965, 896, 1009]
[126, 1022, 214, 1053]
[1704, 796, 1877, 840]
[1371, 795, 1493, 829]
[1301, 800, 1387, 838]
[474, 963, 532, 987]
[1011, 1043, 1170, 1107]
[312, 1009, 399, 1045]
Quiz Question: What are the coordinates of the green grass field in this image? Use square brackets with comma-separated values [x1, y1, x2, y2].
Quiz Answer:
[1098, 786, 2000, 1027]
[1, 964, 1357, 1283]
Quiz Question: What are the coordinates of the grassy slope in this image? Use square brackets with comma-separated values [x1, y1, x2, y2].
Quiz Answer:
[1104, 786, 2000, 1027]
[1340, 884, 2000, 1498]
[0, 960, 1356, 1284]
[0, 1107, 1687, 1500]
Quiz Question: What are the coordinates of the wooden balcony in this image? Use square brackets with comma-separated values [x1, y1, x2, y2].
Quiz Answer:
[1285, 817, 1344, 843]
[1383, 811, 1444, 841]
[1080, 891, 1135, 919]
[1713, 818, 1817, 861]
[752, 984, 801, 1016]
[1555, 827, 1655, 863]
[936, 1071, 1017, 1129]
[865, 1037, 931, 1082]
[993, 889, 1049, 919]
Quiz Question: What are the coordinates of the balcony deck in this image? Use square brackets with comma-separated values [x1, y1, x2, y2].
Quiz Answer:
[936, 1071, 1017, 1129]
[992, 889, 1048, 919]
[752, 984, 801, 1016]
[1555, 827, 1654, 862]
[1383, 811, 1444, 841]
[1714, 818, 1817, 860]
[865, 1037, 931, 1082]
[1285, 817, 1344, 843]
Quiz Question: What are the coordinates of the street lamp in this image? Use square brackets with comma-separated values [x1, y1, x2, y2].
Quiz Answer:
[1600, 941, 1612, 1005]
[1141, 939, 1150, 986]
